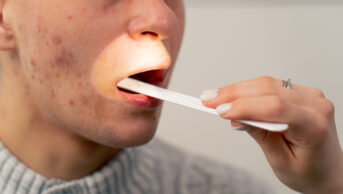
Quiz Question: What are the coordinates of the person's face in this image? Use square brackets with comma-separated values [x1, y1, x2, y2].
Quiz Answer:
[6, 0, 185, 147]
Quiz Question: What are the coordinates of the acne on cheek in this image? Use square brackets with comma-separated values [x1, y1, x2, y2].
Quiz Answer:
[66, 80, 89, 106]
[69, 100, 75, 106]
[29, 58, 38, 80]
[30, 59, 36, 67]
[52, 35, 63, 45]
[75, 81, 90, 105]
[51, 48, 75, 69]
[35, 18, 49, 41]
[31, 24, 88, 105]
[68, 93, 90, 107]
[29, 58, 50, 83]
[48, 35, 77, 69]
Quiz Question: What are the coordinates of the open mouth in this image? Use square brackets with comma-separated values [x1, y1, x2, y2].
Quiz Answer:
[116, 69, 167, 108]
[117, 69, 166, 94]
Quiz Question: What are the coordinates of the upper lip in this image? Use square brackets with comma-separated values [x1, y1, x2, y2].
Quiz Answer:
[115, 59, 171, 89]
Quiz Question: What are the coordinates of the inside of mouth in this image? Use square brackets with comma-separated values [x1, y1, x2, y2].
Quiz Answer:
[118, 70, 164, 94]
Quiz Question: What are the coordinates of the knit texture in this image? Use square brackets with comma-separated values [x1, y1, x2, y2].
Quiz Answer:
[0, 139, 273, 194]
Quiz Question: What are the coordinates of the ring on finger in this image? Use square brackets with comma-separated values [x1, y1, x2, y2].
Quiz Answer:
[282, 78, 292, 89]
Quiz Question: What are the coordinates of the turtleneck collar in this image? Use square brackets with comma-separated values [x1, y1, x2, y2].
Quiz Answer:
[0, 141, 160, 194]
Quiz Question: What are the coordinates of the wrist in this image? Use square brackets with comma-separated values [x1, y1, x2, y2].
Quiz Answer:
[304, 182, 343, 194]
[304, 153, 343, 194]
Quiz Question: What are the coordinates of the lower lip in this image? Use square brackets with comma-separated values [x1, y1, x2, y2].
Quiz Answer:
[118, 90, 162, 109]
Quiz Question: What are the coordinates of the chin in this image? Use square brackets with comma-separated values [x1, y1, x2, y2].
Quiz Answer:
[81, 111, 160, 148]
[99, 124, 158, 148]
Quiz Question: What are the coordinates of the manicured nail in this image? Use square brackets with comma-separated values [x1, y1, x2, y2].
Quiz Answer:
[200, 89, 219, 101]
[232, 125, 251, 132]
[216, 103, 232, 115]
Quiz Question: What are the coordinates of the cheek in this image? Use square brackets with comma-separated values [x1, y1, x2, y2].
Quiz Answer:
[27, 46, 77, 83]
[23, 38, 88, 114]
[18, 22, 101, 114]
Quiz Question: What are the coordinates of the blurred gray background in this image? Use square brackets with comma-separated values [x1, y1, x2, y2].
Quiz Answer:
[156, 1, 343, 193]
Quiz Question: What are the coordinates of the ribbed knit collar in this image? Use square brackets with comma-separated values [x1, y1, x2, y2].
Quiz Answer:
[0, 141, 159, 194]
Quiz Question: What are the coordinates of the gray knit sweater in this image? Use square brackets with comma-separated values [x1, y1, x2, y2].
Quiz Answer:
[0, 139, 273, 194]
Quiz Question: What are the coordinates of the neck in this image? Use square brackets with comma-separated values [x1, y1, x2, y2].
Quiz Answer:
[0, 52, 120, 180]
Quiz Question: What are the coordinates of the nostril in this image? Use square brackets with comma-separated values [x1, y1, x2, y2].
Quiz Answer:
[141, 31, 158, 37]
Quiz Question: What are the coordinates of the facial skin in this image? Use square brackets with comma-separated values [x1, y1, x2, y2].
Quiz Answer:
[0, 0, 184, 179]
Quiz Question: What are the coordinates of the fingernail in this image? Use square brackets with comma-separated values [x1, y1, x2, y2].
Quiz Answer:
[216, 103, 232, 115]
[200, 89, 219, 101]
[232, 125, 251, 132]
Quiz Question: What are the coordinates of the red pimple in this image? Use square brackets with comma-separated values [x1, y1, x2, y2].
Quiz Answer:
[54, 49, 75, 67]
[30, 59, 36, 67]
[67, 15, 73, 20]
[52, 35, 62, 45]
[69, 100, 75, 106]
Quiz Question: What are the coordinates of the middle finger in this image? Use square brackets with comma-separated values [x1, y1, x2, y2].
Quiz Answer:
[202, 76, 322, 110]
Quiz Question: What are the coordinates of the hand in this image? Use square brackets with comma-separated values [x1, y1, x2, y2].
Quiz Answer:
[201, 76, 343, 194]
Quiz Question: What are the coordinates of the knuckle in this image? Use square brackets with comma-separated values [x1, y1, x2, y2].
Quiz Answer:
[260, 82, 276, 95]
[321, 99, 335, 117]
[310, 88, 325, 98]
[258, 76, 275, 84]
[257, 76, 277, 95]
[314, 116, 330, 137]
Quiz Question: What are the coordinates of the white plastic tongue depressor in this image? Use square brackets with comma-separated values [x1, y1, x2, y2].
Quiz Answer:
[117, 78, 289, 132]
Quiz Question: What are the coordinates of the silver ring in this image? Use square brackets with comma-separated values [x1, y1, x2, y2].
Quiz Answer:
[282, 78, 292, 89]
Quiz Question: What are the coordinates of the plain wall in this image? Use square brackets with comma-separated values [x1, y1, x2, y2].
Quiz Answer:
[156, 2, 343, 194]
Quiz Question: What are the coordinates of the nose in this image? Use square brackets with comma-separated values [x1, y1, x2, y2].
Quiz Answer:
[128, 0, 178, 41]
